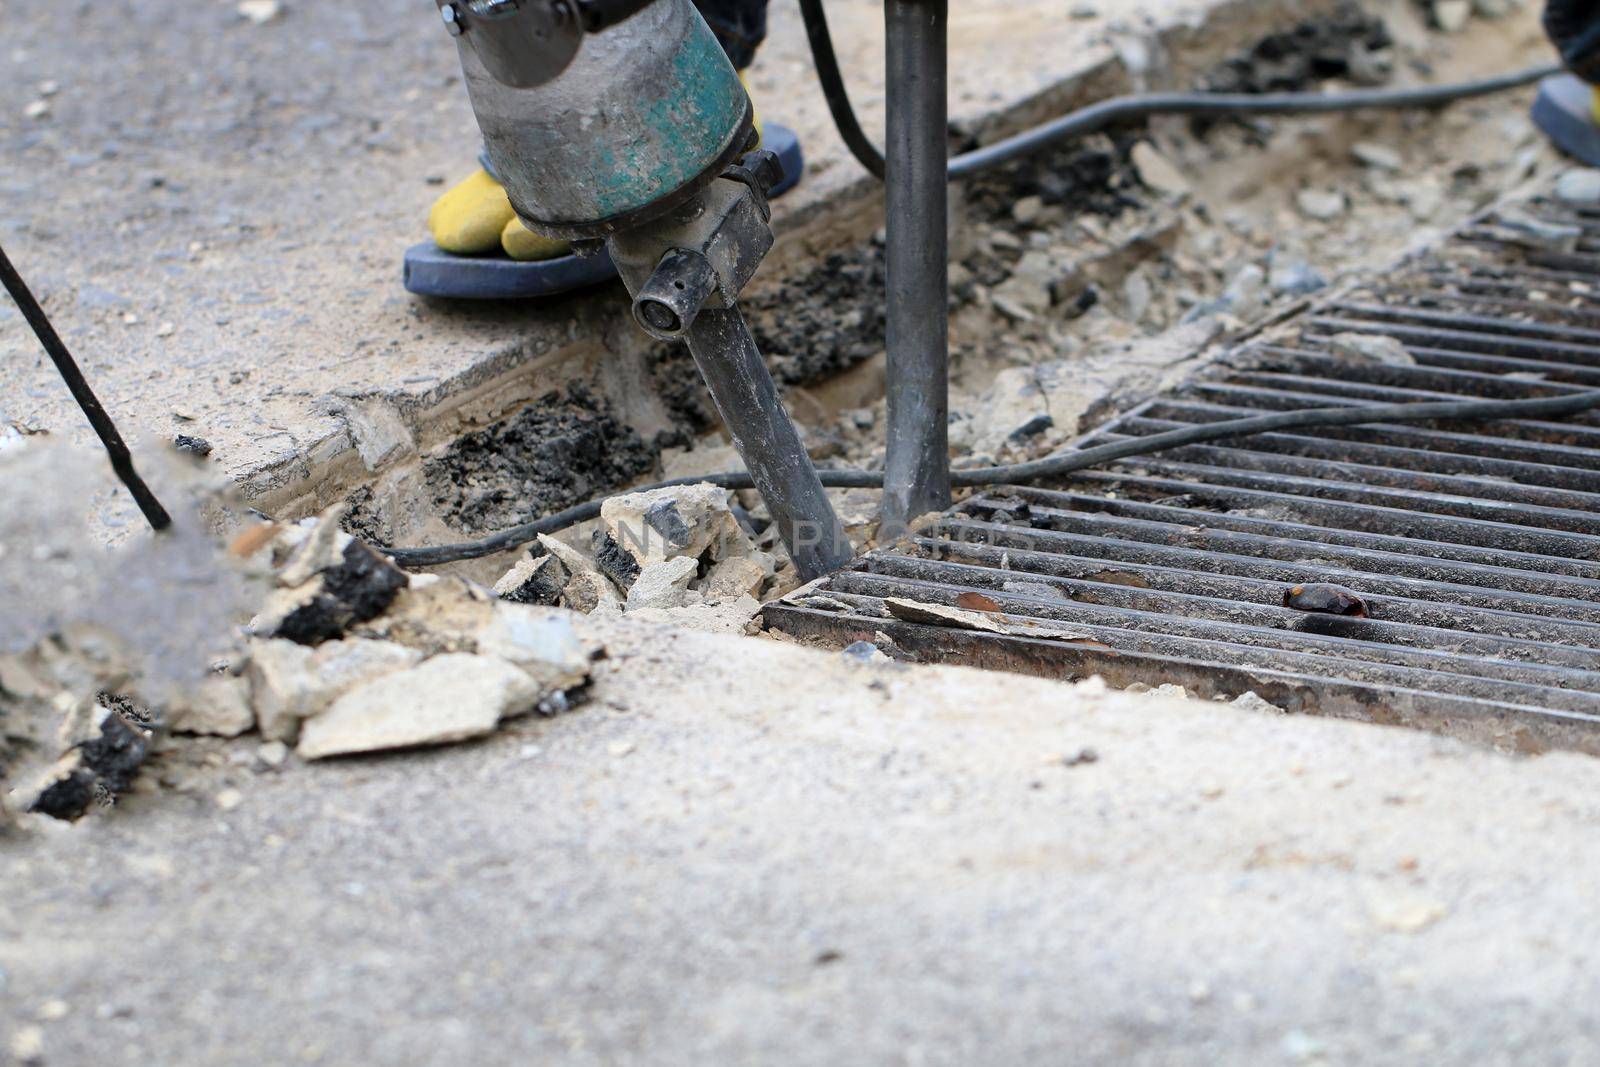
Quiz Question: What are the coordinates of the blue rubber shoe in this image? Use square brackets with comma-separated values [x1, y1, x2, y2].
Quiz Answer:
[1532, 73, 1600, 167]
[404, 122, 805, 301]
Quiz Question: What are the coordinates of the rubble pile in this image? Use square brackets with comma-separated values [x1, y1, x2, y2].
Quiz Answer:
[491, 482, 780, 635]
[231, 505, 599, 760]
[2, 497, 602, 824]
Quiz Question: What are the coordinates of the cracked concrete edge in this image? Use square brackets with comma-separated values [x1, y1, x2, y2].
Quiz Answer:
[236, 0, 1341, 524]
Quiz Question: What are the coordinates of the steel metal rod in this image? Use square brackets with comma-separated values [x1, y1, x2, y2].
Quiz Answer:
[682, 305, 852, 579]
[880, 0, 951, 537]
[0, 240, 172, 532]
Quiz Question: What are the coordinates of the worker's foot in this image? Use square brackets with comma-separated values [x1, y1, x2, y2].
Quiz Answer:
[1532, 73, 1600, 167]
[426, 75, 763, 263]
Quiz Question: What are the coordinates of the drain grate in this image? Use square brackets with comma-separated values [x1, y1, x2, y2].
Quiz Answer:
[764, 186, 1600, 753]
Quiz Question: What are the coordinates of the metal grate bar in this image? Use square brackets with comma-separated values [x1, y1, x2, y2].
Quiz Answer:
[766, 178, 1600, 750]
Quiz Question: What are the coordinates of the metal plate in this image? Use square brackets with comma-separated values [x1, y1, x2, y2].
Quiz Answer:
[764, 182, 1600, 754]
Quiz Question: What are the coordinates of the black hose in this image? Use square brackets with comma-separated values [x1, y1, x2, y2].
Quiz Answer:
[797, 0, 887, 179]
[794, 0, 1559, 181]
[384, 387, 1600, 567]
[0, 240, 173, 532]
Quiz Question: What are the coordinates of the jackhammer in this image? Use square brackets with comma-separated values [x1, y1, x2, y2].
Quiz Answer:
[433, 0, 866, 580]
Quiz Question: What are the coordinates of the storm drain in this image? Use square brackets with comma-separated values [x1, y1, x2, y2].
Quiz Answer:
[764, 186, 1600, 753]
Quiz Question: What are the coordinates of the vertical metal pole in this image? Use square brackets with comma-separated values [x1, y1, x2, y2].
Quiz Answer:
[683, 306, 854, 580]
[881, 0, 951, 537]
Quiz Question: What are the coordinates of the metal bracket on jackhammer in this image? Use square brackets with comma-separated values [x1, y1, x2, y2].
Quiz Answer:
[607, 151, 781, 339]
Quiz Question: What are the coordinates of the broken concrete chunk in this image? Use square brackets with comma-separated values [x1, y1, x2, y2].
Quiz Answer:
[474, 604, 595, 696]
[884, 597, 1010, 634]
[23, 704, 150, 820]
[1328, 332, 1416, 366]
[1491, 209, 1583, 253]
[250, 636, 421, 744]
[990, 250, 1057, 320]
[278, 505, 353, 588]
[535, 533, 595, 575]
[627, 595, 762, 635]
[308, 637, 424, 704]
[1295, 188, 1346, 221]
[366, 576, 495, 656]
[1130, 141, 1190, 198]
[591, 528, 643, 591]
[626, 556, 701, 611]
[1350, 142, 1402, 172]
[1231, 691, 1286, 715]
[563, 570, 622, 614]
[275, 540, 409, 646]
[248, 638, 317, 742]
[702, 555, 768, 600]
[296, 654, 541, 760]
[166, 671, 254, 737]
[601, 483, 745, 567]
[1432, 0, 1471, 32]
[494, 554, 569, 606]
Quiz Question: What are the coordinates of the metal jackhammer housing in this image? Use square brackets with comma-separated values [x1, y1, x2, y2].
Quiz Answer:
[434, 0, 852, 579]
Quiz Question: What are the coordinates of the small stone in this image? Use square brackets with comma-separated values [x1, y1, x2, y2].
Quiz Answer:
[1281, 1029, 1326, 1062]
[1295, 188, 1346, 221]
[166, 671, 254, 737]
[1350, 142, 1403, 172]
[841, 640, 890, 664]
[215, 788, 244, 811]
[1267, 249, 1326, 296]
[626, 556, 700, 611]
[1231, 691, 1285, 715]
[1556, 169, 1600, 204]
[297, 654, 541, 759]
[23, 100, 49, 120]
[256, 740, 290, 768]
[608, 740, 636, 757]
[1433, 0, 1471, 32]
[1011, 195, 1044, 226]
[990, 250, 1056, 318]
[1069, 2, 1098, 17]
[493, 553, 568, 606]
[1328, 332, 1416, 366]
[37, 80, 60, 97]
[155, 321, 175, 338]
[1130, 142, 1190, 198]
[173, 434, 212, 457]
[237, 0, 283, 23]
[1370, 891, 1448, 932]
[11, 1025, 44, 1064]
[36, 999, 69, 1021]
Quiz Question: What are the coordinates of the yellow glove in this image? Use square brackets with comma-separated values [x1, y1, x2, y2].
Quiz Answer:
[429, 72, 761, 262]
[427, 168, 516, 255]
[1593, 85, 1600, 125]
